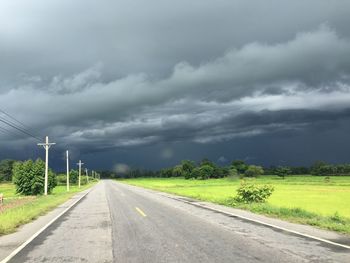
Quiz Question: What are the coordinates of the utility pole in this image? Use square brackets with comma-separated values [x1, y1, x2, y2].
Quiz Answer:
[37, 136, 56, 195]
[92, 170, 94, 178]
[77, 160, 84, 188]
[66, 150, 70, 192]
[85, 168, 89, 184]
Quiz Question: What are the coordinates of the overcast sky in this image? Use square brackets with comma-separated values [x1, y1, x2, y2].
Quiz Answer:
[1, 0, 350, 171]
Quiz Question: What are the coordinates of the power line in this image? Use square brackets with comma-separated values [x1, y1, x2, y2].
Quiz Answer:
[0, 125, 25, 138]
[0, 117, 41, 141]
[0, 108, 41, 138]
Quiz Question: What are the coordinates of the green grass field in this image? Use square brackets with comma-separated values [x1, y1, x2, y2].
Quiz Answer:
[0, 183, 96, 235]
[120, 176, 350, 234]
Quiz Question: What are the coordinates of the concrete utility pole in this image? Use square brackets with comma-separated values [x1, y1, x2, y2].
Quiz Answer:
[92, 170, 94, 178]
[37, 136, 56, 195]
[66, 150, 70, 192]
[85, 168, 89, 184]
[77, 160, 84, 188]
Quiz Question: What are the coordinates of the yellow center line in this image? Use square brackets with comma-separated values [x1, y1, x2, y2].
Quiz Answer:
[135, 207, 147, 217]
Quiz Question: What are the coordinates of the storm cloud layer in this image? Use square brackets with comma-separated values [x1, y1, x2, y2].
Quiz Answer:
[1, 1, 350, 169]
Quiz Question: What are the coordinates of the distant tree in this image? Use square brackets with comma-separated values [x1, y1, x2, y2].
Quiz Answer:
[212, 166, 227, 178]
[0, 159, 15, 182]
[290, 166, 309, 175]
[275, 166, 291, 179]
[160, 168, 173, 178]
[69, 169, 79, 183]
[310, 161, 328, 176]
[244, 165, 264, 177]
[181, 160, 195, 176]
[172, 165, 184, 177]
[200, 158, 215, 168]
[231, 160, 248, 174]
[228, 167, 238, 177]
[192, 165, 215, 180]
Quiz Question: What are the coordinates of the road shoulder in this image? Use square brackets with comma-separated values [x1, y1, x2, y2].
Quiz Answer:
[0, 186, 94, 262]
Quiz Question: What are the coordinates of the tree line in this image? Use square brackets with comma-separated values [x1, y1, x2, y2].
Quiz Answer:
[2, 158, 350, 185]
[0, 158, 97, 195]
[115, 159, 350, 179]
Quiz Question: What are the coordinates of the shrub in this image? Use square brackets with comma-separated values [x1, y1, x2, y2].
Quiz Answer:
[244, 165, 264, 177]
[12, 159, 57, 195]
[56, 174, 66, 185]
[234, 183, 274, 203]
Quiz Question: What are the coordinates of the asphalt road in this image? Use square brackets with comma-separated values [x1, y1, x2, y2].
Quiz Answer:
[9, 180, 350, 263]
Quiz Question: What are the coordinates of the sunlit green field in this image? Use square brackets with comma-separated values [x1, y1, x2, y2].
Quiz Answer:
[120, 176, 350, 233]
[0, 183, 96, 235]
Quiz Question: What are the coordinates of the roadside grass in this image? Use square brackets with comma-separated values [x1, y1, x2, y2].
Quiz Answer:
[119, 176, 350, 234]
[0, 183, 96, 235]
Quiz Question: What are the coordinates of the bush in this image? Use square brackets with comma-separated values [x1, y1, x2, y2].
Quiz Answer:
[57, 173, 95, 185]
[13, 159, 57, 195]
[234, 183, 274, 203]
[244, 165, 264, 177]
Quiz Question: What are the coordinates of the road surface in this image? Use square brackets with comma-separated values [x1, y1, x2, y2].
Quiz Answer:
[9, 180, 350, 262]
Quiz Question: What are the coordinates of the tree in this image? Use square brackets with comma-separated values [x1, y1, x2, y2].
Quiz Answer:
[181, 160, 195, 176]
[172, 165, 184, 177]
[13, 159, 57, 195]
[244, 165, 264, 177]
[69, 169, 79, 183]
[200, 158, 215, 168]
[228, 167, 238, 177]
[160, 168, 173, 178]
[231, 160, 248, 174]
[195, 165, 215, 180]
[310, 161, 327, 175]
[0, 159, 15, 182]
[275, 166, 291, 179]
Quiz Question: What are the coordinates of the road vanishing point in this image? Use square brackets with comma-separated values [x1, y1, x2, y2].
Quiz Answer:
[6, 181, 350, 263]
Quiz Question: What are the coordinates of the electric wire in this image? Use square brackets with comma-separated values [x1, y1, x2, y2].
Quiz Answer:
[0, 117, 41, 141]
[0, 108, 41, 138]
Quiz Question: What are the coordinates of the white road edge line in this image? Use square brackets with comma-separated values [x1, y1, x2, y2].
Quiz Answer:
[168, 196, 350, 250]
[114, 182, 350, 250]
[0, 186, 94, 263]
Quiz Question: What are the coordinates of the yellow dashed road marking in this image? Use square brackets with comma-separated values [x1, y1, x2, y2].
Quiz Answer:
[135, 207, 147, 217]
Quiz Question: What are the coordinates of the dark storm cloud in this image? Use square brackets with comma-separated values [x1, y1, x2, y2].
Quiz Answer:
[1, 0, 350, 167]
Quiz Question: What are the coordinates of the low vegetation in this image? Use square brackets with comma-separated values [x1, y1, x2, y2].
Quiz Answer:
[232, 182, 274, 203]
[119, 176, 350, 234]
[0, 157, 98, 235]
[0, 183, 95, 235]
[112, 158, 350, 181]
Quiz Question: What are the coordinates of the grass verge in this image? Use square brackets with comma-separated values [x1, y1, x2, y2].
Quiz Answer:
[0, 183, 96, 235]
[119, 176, 350, 234]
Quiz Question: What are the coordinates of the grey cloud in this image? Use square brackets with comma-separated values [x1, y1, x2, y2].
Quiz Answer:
[1, 1, 350, 168]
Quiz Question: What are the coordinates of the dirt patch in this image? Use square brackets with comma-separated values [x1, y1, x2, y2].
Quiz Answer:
[0, 196, 36, 213]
